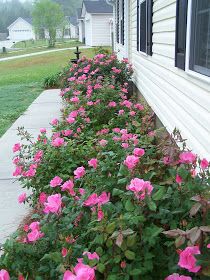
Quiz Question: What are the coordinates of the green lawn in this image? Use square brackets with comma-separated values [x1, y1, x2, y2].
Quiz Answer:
[0, 39, 84, 58]
[0, 48, 95, 136]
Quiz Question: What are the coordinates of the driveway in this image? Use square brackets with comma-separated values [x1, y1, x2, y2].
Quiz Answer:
[0, 40, 14, 49]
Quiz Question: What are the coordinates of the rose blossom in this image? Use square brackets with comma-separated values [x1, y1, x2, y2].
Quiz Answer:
[178, 246, 201, 273]
[179, 152, 197, 164]
[18, 192, 26, 204]
[200, 158, 209, 170]
[83, 193, 98, 207]
[13, 143, 21, 153]
[51, 118, 59, 126]
[40, 128, 46, 133]
[99, 139, 108, 147]
[207, 244, 210, 249]
[61, 180, 75, 196]
[124, 155, 139, 169]
[165, 274, 192, 280]
[83, 251, 100, 261]
[39, 192, 47, 204]
[0, 269, 10, 280]
[62, 248, 68, 257]
[88, 158, 98, 169]
[133, 148, 145, 157]
[127, 178, 153, 200]
[50, 176, 63, 187]
[44, 194, 62, 214]
[52, 137, 65, 147]
[63, 263, 95, 280]
[176, 175, 183, 184]
[74, 166, 86, 179]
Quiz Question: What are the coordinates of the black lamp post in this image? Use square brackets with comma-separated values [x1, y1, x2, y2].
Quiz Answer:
[70, 46, 82, 64]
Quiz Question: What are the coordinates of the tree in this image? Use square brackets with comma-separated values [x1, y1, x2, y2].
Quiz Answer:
[32, 0, 64, 47]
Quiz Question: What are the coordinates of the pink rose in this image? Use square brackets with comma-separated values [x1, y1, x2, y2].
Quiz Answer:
[13, 143, 21, 153]
[51, 118, 59, 126]
[83, 251, 100, 261]
[99, 139, 108, 147]
[178, 246, 201, 273]
[121, 143, 129, 149]
[44, 194, 62, 214]
[62, 248, 68, 257]
[108, 101, 117, 107]
[200, 158, 209, 170]
[165, 274, 192, 280]
[176, 175, 183, 184]
[83, 193, 98, 207]
[27, 229, 43, 242]
[133, 148, 145, 157]
[50, 176, 63, 188]
[179, 152, 197, 164]
[207, 244, 210, 249]
[29, 221, 40, 231]
[39, 192, 47, 204]
[88, 158, 98, 169]
[40, 128, 46, 133]
[63, 263, 95, 280]
[0, 269, 10, 280]
[61, 180, 75, 196]
[124, 155, 139, 169]
[66, 116, 76, 124]
[52, 137, 65, 147]
[97, 208, 104, 221]
[97, 192, 110, 205]
[18, 192, 26, 204]
[74, 166, 86, 179]
[127, 178, 153, 200]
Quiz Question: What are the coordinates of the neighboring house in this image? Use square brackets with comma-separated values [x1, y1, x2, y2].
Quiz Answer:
[45, 16, 78, 40]
[79, 0, 113, 46]
[108, 0, 210, 160]
[77, 8, 85, 43]
[7, 17, 35, 42]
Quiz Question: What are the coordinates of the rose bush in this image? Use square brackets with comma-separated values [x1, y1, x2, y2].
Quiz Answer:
[0, 53, 209, 280]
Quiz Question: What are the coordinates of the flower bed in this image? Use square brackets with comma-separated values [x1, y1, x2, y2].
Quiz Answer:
[0, 53, 209, 280]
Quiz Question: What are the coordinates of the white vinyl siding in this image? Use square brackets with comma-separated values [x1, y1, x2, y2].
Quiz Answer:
[8, 18, 35, 41]
[116, 0, 210, 160]
[91, 14, 112, 46]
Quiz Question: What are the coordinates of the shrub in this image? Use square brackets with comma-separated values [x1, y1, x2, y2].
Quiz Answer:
[43, 72, 62, 89]
[0, 54, 209, 280]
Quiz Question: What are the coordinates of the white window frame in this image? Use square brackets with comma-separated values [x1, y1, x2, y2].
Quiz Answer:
[137, 0, 148, 56]
[185, 0, 210, 83]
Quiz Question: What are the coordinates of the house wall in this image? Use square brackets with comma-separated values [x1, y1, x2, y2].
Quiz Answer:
[85, 13, 92, 46]
[70, 24, 78, 39]
[116, 0, 210, 160]
[91, 14, 113, 46]
[79, 20, 85, 43]
[8, 18, 35, 42]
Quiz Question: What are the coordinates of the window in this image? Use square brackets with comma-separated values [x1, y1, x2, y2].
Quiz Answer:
[137, 0, 152, 55]
[116, 0, 125, 45]
[189, 0, 210, 77]
[175, 0, 210, 80]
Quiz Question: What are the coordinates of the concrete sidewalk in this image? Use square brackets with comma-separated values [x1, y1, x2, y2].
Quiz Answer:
[0, 89, 61, 244]
[0, 46, 91, 62]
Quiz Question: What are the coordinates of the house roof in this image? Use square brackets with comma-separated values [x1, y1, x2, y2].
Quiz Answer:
[23, 18, 32, 25]
[77, 8, 83, 19]
[83, 0, 113, 14]
[69, 16, 78, 26]
[7, 17, 33, 29]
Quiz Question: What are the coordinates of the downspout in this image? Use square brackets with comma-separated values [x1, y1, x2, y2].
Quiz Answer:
[106, 0, 116, 52]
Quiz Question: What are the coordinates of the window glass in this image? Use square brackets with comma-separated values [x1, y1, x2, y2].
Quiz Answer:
[140, 0, 146, 53]
[190, 0, 210, 77]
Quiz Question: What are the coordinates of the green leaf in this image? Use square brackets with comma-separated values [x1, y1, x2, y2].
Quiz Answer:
[125, 200, 135, 212]
[125, 250, 135, 260]
[152, 186, 166, 201]
[112, 188, 124, 196]
[106, 222, 116, 234]
[147, 199, 157, 212]
[97, 263, 106, 273]
[130, 268, 142, 275]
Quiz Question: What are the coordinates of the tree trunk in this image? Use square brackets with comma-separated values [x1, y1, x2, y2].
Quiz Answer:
[48, 28, 56, 48]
